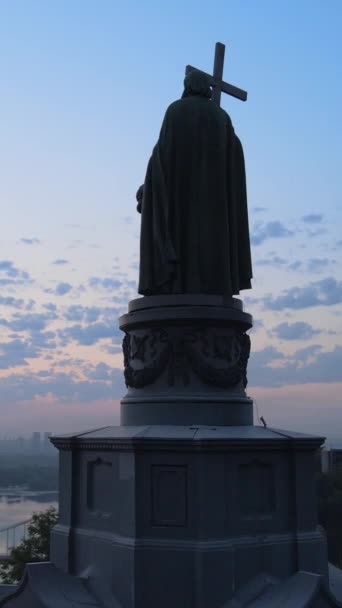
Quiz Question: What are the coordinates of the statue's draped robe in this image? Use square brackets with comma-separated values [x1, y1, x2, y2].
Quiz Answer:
[139, 95, 252, 296]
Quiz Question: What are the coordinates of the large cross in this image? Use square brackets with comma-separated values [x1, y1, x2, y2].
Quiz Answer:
[186, 42, 247, 106]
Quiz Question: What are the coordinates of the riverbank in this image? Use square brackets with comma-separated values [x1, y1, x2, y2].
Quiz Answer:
[0, 454, 58, 492]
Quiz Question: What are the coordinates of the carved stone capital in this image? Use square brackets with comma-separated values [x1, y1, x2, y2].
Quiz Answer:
[122, 326, 251, 390]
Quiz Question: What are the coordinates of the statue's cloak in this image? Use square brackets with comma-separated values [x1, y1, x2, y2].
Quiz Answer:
[139, 94, 252, 296]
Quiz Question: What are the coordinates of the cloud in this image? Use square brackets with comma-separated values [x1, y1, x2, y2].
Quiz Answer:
[253, 207, 267, 213]
[0, 339, 340, 407]
[0, 312, 56, 332]
[25, 300, 35, 311]
[89, 277, 123, 290]
[103, 344, 123, 354]
[64, 305, 101, 323]
[272, 321, 321, 341]
[59, 322, 121, 346]
[288, 261, 302, 271]
[0, 260, 18, 276]
[249, 345, 342, 388]
[251, 221, 294, 245]
[130, 260, 139, 272]
[305, 228, 327, 238]
[255, 255, 287, 267]
[0, 368, 125, 404]
[247, 346, 286, 385]
[0, 260, 30, 282]
[20, 237, 41, 245]
[249, 319, 264, 332]
[62, 305, 120, 325]
[103, 345, 122, 355]
[0, 296, 25, 309]
[0, 338, 39, 369]
[301, 213, 323, 224]
[43, 303, 57, 312]
[29, 330, 56, 350]
[86, 362, 112, 381]
[54, 357, 86, 368]
[250, 345, 285, 364]
[263, 277, 342, 310]
[283, 259, 336, 274]
[307, 258, 336, 274]
[52, 259, 69, 265]
[55, 282, 72, 296]
[294, 344, 322, 361]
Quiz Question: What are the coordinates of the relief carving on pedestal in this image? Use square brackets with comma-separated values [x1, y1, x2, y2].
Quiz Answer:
[122, 329, 170, 389]
[122, 327, 250, 389]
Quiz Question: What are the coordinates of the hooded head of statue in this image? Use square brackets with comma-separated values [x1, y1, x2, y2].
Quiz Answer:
[182, 69, 212, 99]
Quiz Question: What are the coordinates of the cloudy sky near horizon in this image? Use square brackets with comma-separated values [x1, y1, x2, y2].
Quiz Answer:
[0, 0, 341, 440]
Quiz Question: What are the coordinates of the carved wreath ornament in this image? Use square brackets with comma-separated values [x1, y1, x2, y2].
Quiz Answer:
[122, 327, 250, 389]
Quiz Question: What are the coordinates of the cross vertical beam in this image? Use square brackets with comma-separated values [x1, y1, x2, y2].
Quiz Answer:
[212, 42, 225, 106]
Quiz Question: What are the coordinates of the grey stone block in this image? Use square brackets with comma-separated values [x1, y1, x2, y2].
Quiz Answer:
[0, 562, 99, 607]
[225, 571, 342, 607]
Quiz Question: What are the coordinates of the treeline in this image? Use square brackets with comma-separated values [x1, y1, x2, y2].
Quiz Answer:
[0, 465, 58, 491]
[317, 471, 342, 568]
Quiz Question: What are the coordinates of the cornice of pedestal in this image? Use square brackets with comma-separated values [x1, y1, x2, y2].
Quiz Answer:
[50, 425, 324, 453]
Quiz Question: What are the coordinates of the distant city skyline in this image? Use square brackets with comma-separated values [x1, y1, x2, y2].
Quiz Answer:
[0, 1, 341, 438]
[0, 432, 54, 453]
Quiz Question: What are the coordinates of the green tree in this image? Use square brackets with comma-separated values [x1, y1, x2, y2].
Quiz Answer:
[0, 506, 58, 583]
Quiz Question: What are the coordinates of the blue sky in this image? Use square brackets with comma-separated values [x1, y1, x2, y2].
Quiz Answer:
[0, 1, 341, 438]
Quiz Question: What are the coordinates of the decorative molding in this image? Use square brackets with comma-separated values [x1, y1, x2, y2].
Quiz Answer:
[123, 329, 170, 388]
[184, 329, 250, 388]
[54, 524, 324, 551]
[122, 326, 251, 389]
[51, 436, 323, 453]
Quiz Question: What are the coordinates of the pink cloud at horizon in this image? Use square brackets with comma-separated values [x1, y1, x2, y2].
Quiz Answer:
[1, 383, 341, 443]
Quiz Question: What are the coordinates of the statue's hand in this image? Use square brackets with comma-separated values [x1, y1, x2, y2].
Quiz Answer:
[136, 185, 144, 213]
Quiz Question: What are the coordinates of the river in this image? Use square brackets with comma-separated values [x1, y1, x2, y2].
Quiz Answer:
[0, 490, 58, 555]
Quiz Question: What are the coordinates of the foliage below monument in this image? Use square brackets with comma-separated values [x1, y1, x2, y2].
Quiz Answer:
[318, 472, 342, 568]
[0, 507, 58, 583]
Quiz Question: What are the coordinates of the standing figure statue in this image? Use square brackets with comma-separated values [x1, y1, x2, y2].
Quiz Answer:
[137, 69, 252, 297]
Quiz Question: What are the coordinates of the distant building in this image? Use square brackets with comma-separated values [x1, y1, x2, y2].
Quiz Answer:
[30, 432, 41, 453]
[0, 436, 26, 453]
[328, 448, 342, 473]
[0, 433, 57, 454]
[43, 432, 53, 452]
[320, 447, 342, 474]
[321, 448, 329, 473]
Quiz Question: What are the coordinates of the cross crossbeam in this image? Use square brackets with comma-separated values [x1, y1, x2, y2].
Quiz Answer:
[186, 42, 247, 105]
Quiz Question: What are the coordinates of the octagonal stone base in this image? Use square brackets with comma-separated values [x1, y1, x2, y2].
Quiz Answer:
[49, 425, 328, 608]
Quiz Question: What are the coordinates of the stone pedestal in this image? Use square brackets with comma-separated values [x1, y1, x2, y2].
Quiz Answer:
[120, 295, 253, 426]
[46, 425, 329, 608]
[1, 296, 340, 608]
